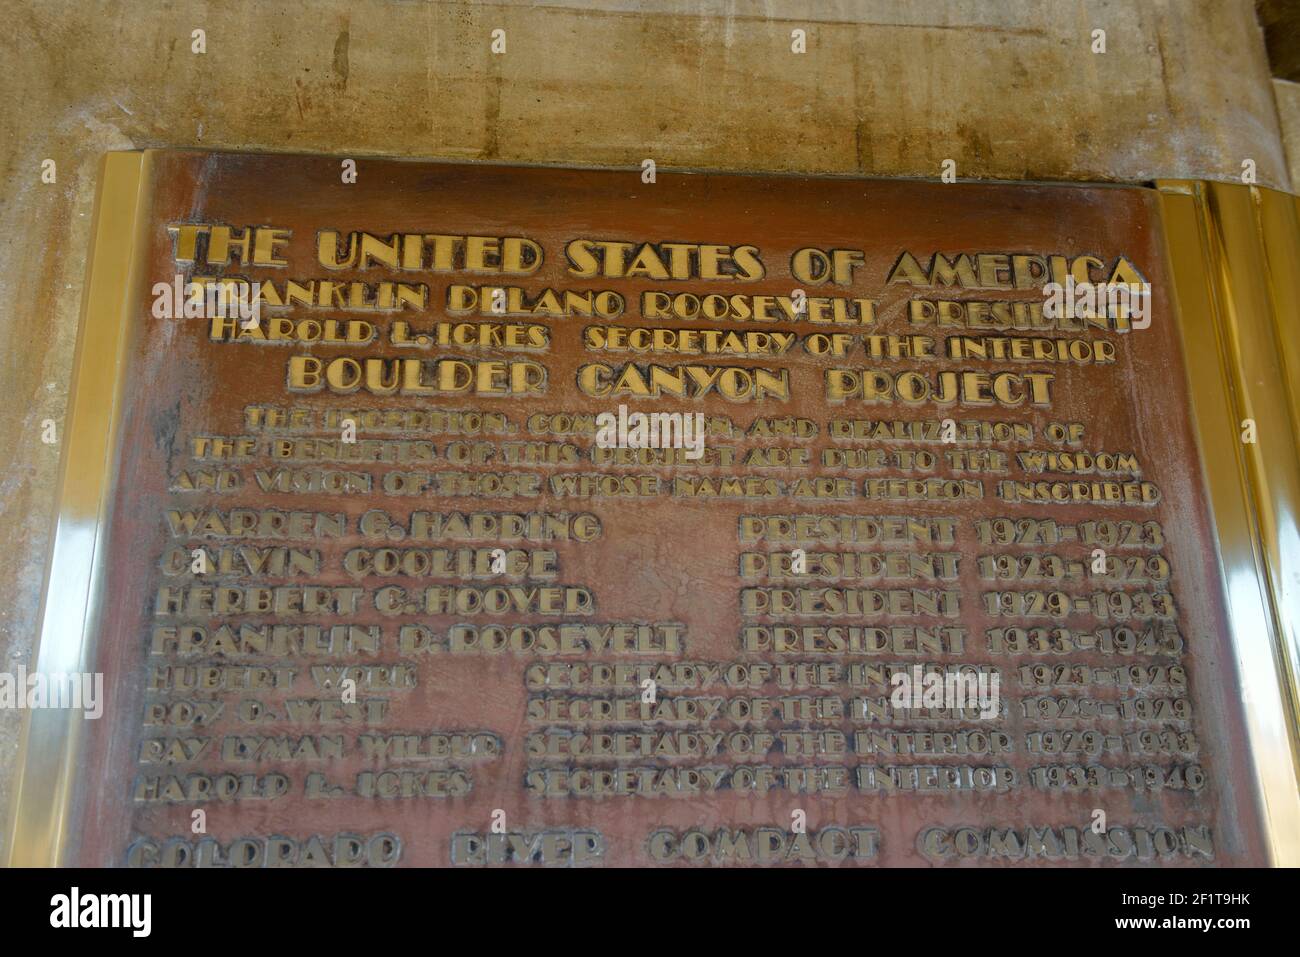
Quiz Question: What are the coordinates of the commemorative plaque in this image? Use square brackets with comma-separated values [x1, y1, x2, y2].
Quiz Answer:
[17, 151, 1283, 866]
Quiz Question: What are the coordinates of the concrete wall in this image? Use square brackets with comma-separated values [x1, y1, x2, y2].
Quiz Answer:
[1276, 79, 1300, 190]
[0, 0, 1290, 856]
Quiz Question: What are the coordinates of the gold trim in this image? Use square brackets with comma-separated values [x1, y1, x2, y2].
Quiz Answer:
[1157, 180, 1300, 865]
[4, 151, 152, 866]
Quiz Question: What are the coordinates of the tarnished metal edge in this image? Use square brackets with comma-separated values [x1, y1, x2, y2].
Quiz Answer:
[1157, 180, 1300, 866]
[4, 150, 153, 867]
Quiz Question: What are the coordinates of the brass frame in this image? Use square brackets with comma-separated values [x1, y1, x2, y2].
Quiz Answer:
[4, 152, 1298, 865]
[1157, 181, 1300, 865]
[5, 152, 153, 866]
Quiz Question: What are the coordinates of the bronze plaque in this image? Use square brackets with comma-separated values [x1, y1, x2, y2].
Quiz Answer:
[60, 152, 1267, 866]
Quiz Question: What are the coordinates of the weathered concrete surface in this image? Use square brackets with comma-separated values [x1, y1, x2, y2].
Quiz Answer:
[1276, 80, 1300, 191]
[0, 0, 1291, 858]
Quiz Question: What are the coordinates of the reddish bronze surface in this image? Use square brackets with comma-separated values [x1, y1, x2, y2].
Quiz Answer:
[72, 153, 1265, 866]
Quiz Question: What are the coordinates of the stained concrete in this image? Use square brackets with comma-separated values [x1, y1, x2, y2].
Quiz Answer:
[1276, 79, 1300, 190]
[0, 0, 1291, 859]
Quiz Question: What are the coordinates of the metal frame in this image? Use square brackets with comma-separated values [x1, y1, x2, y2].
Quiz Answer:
[5, 151, 153, 866]
[1157, 181, 1300, 865]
